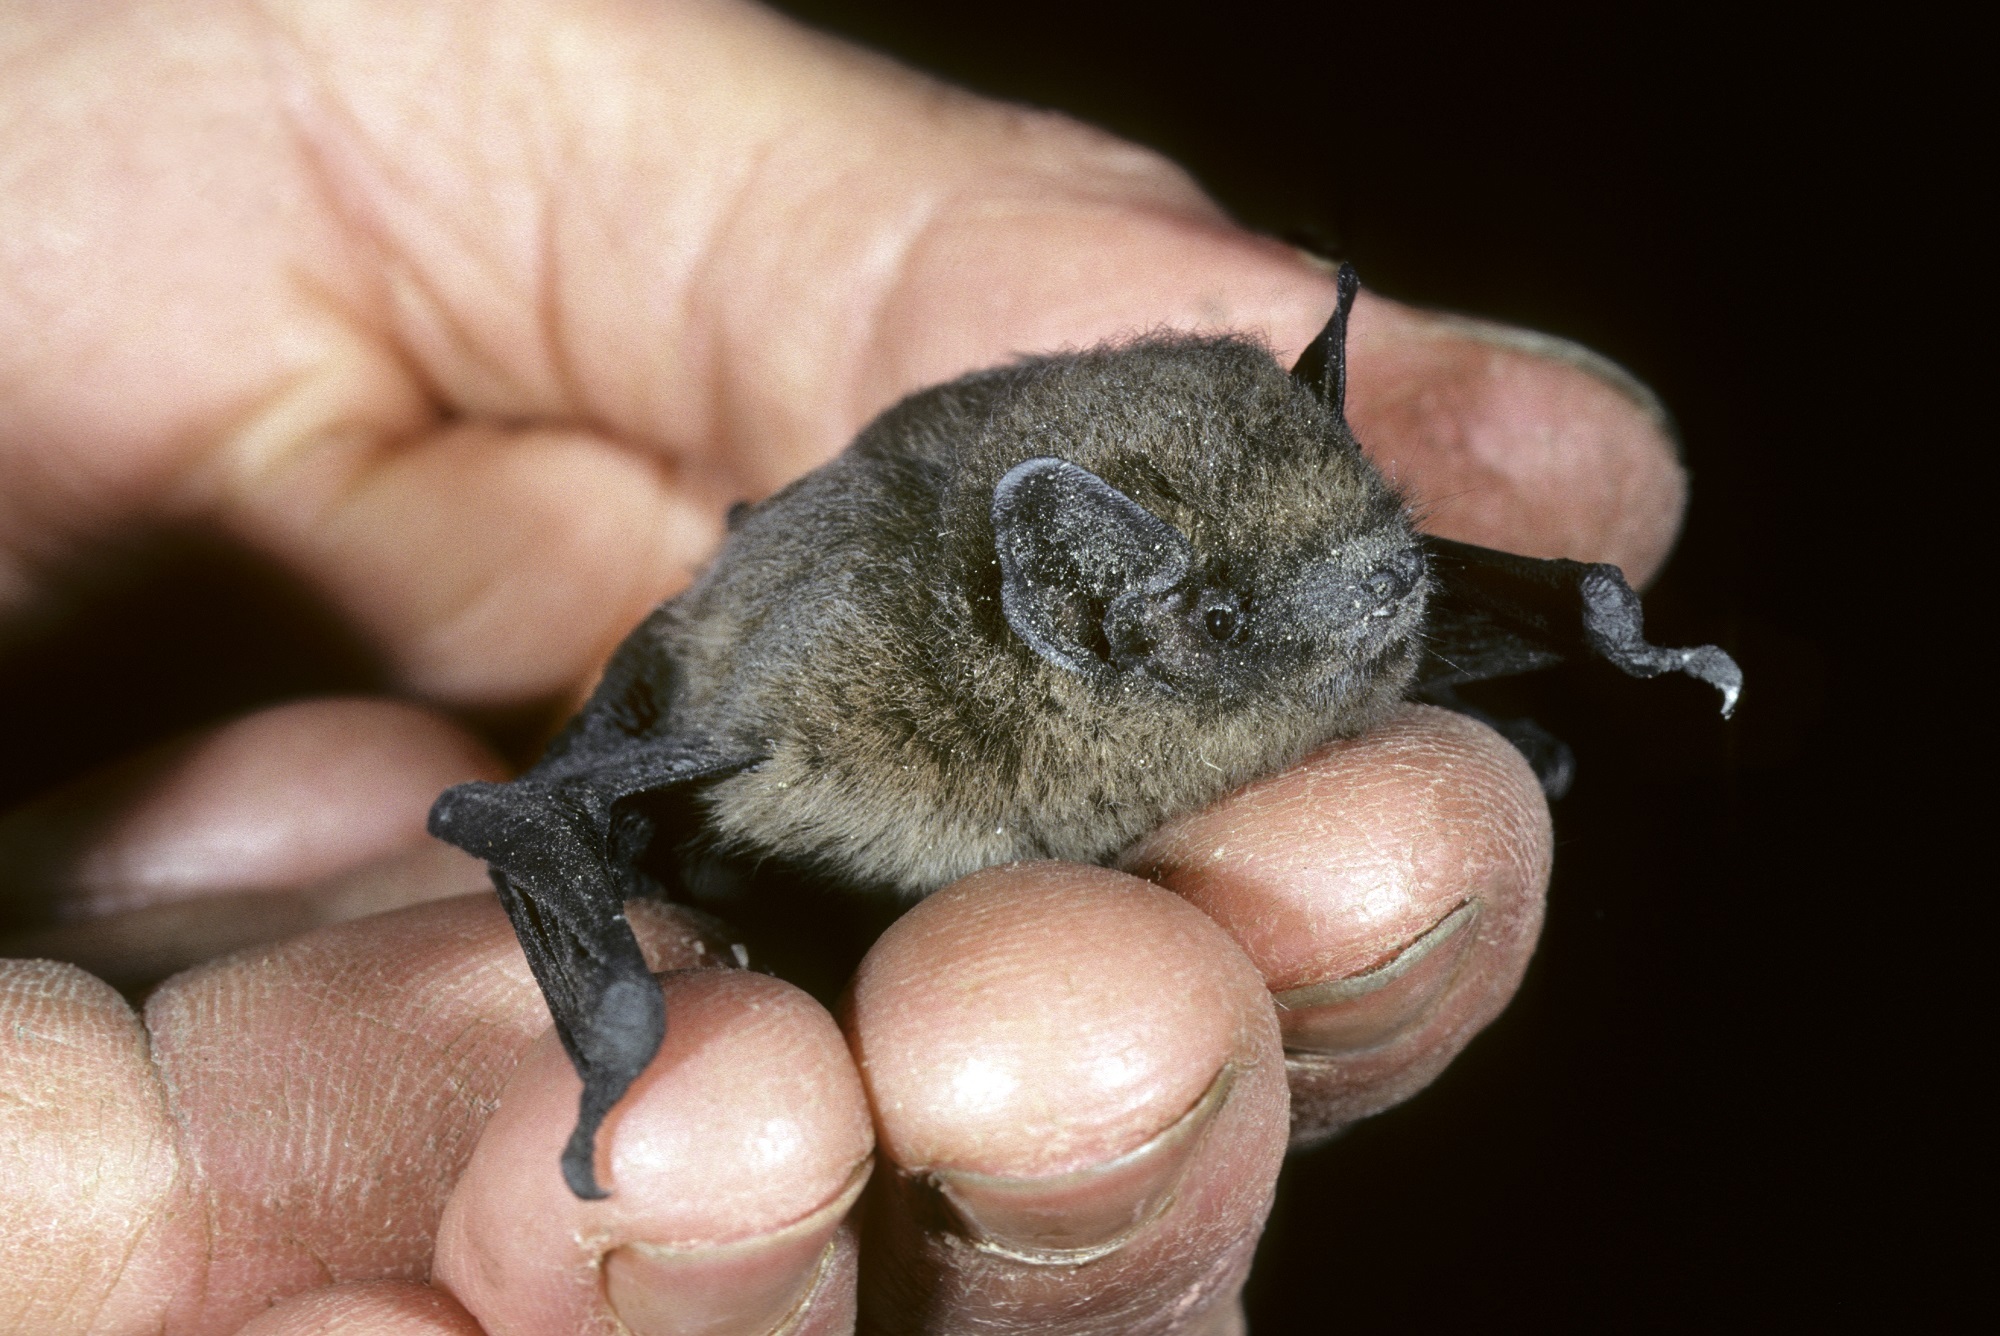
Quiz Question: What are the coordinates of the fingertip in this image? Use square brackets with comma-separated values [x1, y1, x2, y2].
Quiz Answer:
[251, 423, 726, 706]
[0, 697, 505, 984]
[433, 969, 871, 1336]
[2, 697, 502, 905]
[850, 865, 1277, 1177]
[1125, 704, 1552, 1139]
[848, 864, 1287, 1331]
[1127, 705, 1549, 992]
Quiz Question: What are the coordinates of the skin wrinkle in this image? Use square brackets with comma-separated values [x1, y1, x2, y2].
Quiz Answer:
[686, 128, 787, 469]
[375, 0, 794, 448]
[387, 36, 563, 406]
[165, 20, 382, 506]
[198, 341, 409, 525]
[684, 80, 996, 485]
[528, 95, 593, 425]
[126, 903, 556, 1328]
[1, 962, 211, 1333]
[568, 25, 767, 460]
[253, 54, 398, 331]
[381, 230, 533, 421]
[201, 55, 443, 529]
[336, 994, 517, 1131]
[158, 998, 225, 1336]
[257, 13, 542, 420]
[783, 166, 945, 475]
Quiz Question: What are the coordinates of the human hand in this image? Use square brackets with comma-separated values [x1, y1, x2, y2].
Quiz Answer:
[0, 1, 1684, 1332]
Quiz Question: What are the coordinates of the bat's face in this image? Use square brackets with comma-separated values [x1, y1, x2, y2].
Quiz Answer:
[982, 337, 1428, 735]
[993, 454, 1426, 719]
[1178, 508, 1429, 716]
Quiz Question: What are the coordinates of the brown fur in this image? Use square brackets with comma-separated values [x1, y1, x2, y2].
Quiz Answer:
[639, 334, 1426, 896]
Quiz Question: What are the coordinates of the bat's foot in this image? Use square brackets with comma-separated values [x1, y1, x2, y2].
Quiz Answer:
[1414, 684, 1577, 799]
[1487, 715, 1577, 799]
[559, 975, 668, 1200]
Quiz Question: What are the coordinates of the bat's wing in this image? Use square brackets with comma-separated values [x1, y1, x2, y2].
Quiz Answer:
[1285, 266, 1742, 716]
[1416, 537, 1742, 707]
[1414, 537, 1741, 784]
[429, 735, 758, 1199]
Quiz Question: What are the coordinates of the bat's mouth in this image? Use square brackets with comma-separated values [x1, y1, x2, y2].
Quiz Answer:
[1305, 618, 1425, 717]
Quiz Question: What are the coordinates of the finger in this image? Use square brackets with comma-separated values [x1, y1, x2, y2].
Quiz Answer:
[123, 894, 723, 1333]
[227, 421, 731, 705]
[847, 864, 1285, 1334]
[0, 959, 201, 1334]
[1121, 705, 1552, 1145]
[432, 970, 872, 1336]
[0, 698, 503, 985]
[0, 893, 739, 1333]
[235, 1280, 484, 1336]
[3, 0, 1679, 709]
[1347, 294, 1686, 586]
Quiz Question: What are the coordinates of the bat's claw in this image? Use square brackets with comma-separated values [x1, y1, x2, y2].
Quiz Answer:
[559, 974, 667, 1200]
[1577, 566, 1743, 715]
[1680, 644, 1743, 717]
[563, 1113, 611, 1200]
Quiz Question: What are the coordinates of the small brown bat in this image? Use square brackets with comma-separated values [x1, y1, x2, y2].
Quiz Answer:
[430, 266, 1741, 1197]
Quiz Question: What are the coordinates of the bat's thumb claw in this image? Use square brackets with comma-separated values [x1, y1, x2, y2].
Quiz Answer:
[563, 1121, 611, 1200]
[558, 977, 668, 1200]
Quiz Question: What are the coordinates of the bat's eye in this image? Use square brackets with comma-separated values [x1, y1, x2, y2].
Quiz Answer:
[1204, 603, 1241, 642]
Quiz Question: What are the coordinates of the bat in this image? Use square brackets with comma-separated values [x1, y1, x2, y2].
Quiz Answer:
[429, 265, 1741, 1198]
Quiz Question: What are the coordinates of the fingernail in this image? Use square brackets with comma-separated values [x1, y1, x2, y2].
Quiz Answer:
[1274, 901, 1479, 1054]
[928, 1063, 1234, 1264]
[605, 1157, 870, 1336]
[1427, 313, 1674, 436]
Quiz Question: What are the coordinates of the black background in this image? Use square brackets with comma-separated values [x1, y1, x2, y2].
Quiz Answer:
[741, 5, 1944, 1328]
[0, 3, 1950, 1327]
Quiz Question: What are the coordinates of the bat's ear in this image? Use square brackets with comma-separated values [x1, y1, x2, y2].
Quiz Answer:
[992, 457, 1192, 675]
[1290, 262, 1361, 423]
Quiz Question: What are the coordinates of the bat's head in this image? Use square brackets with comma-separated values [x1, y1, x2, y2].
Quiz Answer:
[676, 267, 1431, 888]
[975, 266, 1427, 736]
[989, 452, 1423, 718]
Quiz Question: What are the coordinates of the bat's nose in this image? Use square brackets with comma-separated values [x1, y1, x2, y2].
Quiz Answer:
[1365, 548, 1424, 603]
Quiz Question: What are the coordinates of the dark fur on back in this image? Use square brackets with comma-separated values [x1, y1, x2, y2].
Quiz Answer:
[641, 333, 1426, 896]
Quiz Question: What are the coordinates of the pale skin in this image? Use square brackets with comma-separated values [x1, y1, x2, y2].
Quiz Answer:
[0, 2, 1686, 1333]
